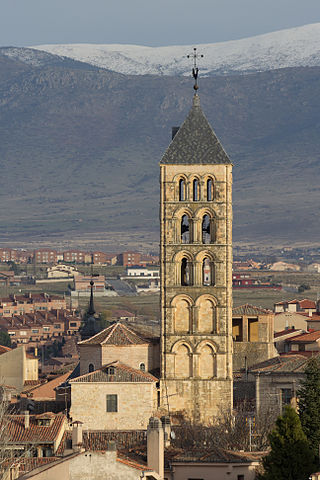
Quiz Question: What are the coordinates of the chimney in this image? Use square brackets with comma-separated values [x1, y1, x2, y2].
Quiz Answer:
[172, 126, 179, 140]
[147, 417, 164, 478]
[72, 421, 83, 452]
[161, 416, 171, 447]
[24, 411, 30, 429]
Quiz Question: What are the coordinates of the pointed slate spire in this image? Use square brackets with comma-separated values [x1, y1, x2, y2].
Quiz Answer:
[88, 280, 95, 316]
[160, 94, 231, 165]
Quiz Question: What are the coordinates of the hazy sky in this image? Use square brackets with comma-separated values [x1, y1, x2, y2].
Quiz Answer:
[1, 0, 320, 47]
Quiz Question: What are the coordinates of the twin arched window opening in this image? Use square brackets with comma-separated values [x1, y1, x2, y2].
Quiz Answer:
[180, 257, 215, 286]
[180, 214, 215, 244]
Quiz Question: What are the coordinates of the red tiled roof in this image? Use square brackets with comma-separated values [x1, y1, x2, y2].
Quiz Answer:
[117, 454, 151, 471]
[280, 351, 319, 358]
[232, 304, 272, 316]
[6, 413, 66, 444]
[56, 430, 147, 455]
[24, 380, 41, 386]
[299, 299, 316, 309]
[0, 344, 11, 354]
[288, 331, 320, 343]
[79, 322, 149, 346]
[250, 354, 311, 373]
[274, 328, 300, 338]
[70, 361, 158, 384]
[3, 457, 57, 474]
[27, 371, 72, 400]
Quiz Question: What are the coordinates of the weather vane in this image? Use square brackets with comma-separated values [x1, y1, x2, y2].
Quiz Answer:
[187, 47, 204, 91]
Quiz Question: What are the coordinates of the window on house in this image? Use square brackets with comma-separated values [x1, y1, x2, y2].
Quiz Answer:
[179, 179, 186, 201]
[193, 179, 200, 201]
[237, 476, 245, 480]
[88, 363, 94, 373]
[140, 363, 146, 372]
[181, 215, 190, 243]
[70, 322, 77, 327]
[106, 366, 115, 375]
[106, 394, 118, 412]
[281, 388, 293, 406]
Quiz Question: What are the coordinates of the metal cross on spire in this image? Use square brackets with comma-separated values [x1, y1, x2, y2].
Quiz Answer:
[187, 47, 204, 91]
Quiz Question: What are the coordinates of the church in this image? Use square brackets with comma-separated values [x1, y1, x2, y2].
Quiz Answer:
[69, 78, 233, 427]
[159, 91, 233, 423]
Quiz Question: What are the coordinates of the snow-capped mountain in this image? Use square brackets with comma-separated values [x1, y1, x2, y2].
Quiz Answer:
[29, 23, 320, 76]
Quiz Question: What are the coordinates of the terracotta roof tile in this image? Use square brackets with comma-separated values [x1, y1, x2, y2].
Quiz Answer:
[70, 361, 158, 384]
[233, 304, 272, 316]
[299, 299, 316, 309]
[6, 413, 66, 444]
[0, 344, 11, 354]
[274, 328, 300, 338]
[250, 354, 312, 373]
[288, 331, 320, 343]
[78, 322, 149, 346]
[57, 430, 147, 455]
[27, 371, 72, 400]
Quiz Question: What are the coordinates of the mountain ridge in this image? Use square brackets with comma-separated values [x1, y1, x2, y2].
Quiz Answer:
[25, 23, 320, 76]
[0, 51, 319, 244]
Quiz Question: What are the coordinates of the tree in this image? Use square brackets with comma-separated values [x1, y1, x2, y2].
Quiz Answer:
[259, 405, 315, 480]
[0, 332, 11, 348]
[298, 356, 320, 454]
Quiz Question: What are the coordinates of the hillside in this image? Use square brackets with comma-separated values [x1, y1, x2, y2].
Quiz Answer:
[0, 51, 319, 245]
[29, 23, 320, 76]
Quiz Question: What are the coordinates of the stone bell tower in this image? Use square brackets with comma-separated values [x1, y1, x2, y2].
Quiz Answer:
[159, 92, 233, 424]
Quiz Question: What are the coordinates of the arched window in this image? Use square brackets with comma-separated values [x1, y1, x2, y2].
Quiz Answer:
[207, 178, 214, 201]
[181, 215, 190, 243]
[88, 363, 94, 373]
[139, 363, 146, 372]
[181, 258, 192, 286]
[199, 344, 215, 378]
[202, 215, 211, 244]
[179, 179, 186, 201]
[175, 344, 191, 378]
[198, 297, 216, 333]
[174, 298, 191, 332]
[202, 258, 215, 286]
[193, 179, 200, 201]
